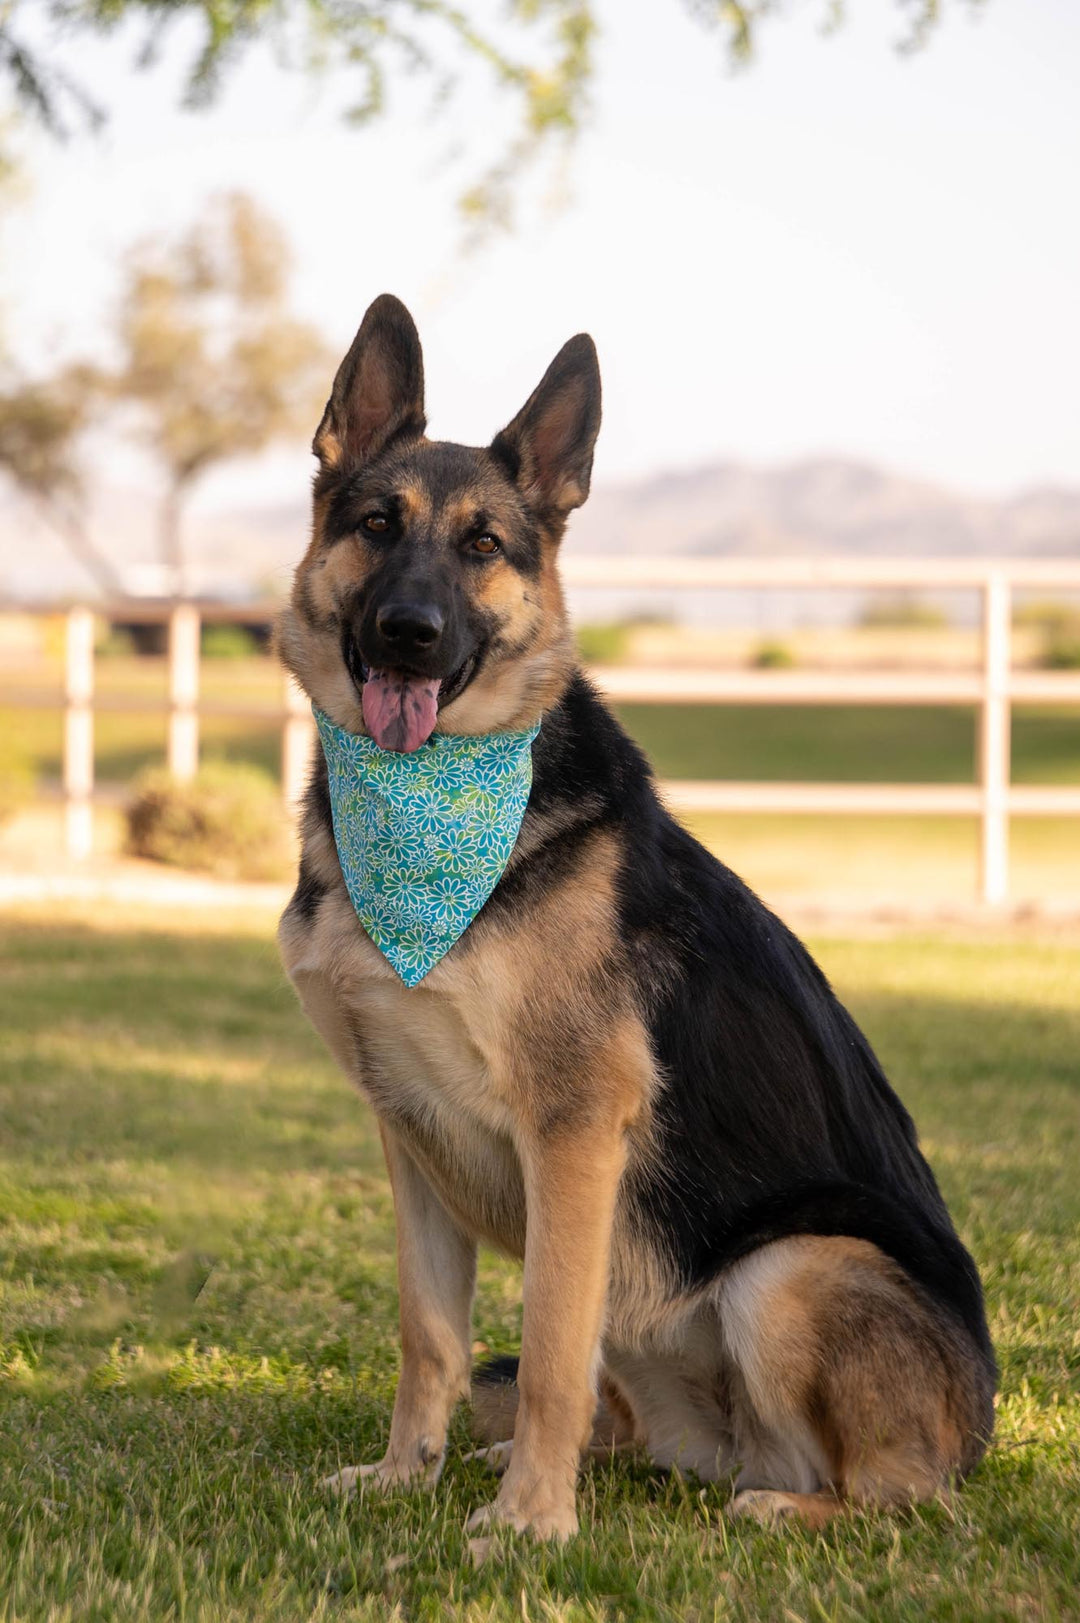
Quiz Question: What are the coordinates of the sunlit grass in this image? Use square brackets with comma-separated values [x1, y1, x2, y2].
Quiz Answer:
[0, 904, 1077, 1620]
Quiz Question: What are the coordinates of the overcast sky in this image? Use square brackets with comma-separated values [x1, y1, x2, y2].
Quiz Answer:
[2, 0, 1078, 513]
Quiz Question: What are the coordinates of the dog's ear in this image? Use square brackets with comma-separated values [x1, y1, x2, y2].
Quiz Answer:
[313, 294, 426, 469]
[491, 334, 601, 523]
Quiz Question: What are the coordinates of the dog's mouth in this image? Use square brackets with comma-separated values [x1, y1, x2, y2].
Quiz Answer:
[345, 646, 481, 753]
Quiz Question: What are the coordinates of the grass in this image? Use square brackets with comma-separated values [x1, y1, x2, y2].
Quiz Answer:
[612, 702, 1080, 786]
[1, 903, 1078, 1621]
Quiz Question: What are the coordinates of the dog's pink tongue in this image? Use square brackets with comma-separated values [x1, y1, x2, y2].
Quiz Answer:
[362, 669, 441, 753]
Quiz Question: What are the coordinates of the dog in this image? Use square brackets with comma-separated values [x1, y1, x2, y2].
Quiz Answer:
[277, 294, 996, 1541]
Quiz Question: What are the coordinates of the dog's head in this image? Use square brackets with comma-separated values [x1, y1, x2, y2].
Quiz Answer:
[279, 294, 601, 748]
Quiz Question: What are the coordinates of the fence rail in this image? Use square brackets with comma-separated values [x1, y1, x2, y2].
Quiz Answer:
[4, 556, 1079, 905]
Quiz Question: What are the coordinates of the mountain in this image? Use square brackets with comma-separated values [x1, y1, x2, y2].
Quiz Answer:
[563, 457, 1080, 561]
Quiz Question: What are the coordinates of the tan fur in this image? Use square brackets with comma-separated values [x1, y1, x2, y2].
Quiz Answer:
[280, 827, 653, 1259]
[729, 1488, 847, 1530]
[477, 1109, 631, 1538]
[719, 1236, 981, 1510]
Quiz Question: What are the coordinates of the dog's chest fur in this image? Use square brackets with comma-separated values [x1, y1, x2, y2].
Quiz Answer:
[280, 881, 532, 1254]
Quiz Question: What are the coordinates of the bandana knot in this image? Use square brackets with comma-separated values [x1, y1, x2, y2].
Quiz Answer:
[314, 707, 540, 986]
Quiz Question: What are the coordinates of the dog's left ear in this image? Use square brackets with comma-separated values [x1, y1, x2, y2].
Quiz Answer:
[491, 334, 601, 524]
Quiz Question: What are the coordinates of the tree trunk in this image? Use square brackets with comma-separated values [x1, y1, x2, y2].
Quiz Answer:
[160, 480, 188, 599]
[28, 491, 125, 598]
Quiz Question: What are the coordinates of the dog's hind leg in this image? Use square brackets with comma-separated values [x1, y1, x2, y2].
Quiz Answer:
[325, 1124, 477, 1496]
[719, 1236, 995, 1529]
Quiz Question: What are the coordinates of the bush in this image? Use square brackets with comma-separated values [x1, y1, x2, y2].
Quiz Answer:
[576, 622, 630, 663]
[201, 624, 262, 659]
[125, 762, 291, 880]
[858, 593, 948, 630]
[1044, 629, 1080, 669]
[751, 639, 795, 669]
[95, 626, 137, 658]
[1013, 598, 1080, 634]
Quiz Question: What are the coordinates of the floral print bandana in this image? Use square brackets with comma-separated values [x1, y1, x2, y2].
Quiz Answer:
[314, 707, 541, 986]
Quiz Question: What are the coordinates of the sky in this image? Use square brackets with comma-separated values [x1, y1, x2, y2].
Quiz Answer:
[2, 0, 1078, 517]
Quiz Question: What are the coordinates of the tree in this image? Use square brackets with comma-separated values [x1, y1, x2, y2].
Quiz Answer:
[112, 191, 331, 596]
[0, 363, 123, 595]
[0, 1, 985, 227]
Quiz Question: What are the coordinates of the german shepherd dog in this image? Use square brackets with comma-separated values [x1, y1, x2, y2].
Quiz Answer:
[277, 294, 996, 1541]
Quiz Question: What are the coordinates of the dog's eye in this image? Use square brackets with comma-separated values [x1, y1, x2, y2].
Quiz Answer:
[363, 514, 389, 534]
[470, 534, 501, 556]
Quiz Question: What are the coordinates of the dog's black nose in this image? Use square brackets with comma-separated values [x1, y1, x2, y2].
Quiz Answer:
[374, 601, 444, 656]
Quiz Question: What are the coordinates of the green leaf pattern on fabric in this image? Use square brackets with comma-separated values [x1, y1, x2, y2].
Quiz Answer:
[314, 708, 541, 986]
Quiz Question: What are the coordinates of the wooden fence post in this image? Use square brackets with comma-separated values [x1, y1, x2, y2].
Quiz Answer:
[63, 605, 95, 861]
[167, 603, 200, 781]
[282, 674, 314, 811]
[979, 571, 1011, 906]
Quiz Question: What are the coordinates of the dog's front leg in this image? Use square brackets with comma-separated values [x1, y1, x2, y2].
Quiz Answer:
[468, 1118, 628, 1542]
[326, 1124, 476, 1496]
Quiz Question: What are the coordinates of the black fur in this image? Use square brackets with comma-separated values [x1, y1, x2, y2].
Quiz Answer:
[474, 1353, 522, 1388]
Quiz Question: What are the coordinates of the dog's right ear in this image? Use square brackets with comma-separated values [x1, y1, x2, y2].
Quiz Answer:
[313, 294, 426, 470]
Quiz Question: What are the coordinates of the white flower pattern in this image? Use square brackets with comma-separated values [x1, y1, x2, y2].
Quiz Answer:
[314, 708, 540, 986]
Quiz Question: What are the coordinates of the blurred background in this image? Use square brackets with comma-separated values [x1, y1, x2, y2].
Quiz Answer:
[1, 0, 1078, 915]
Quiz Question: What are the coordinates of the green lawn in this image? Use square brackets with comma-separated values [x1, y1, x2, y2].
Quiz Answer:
[0, 906, 1077, 1621]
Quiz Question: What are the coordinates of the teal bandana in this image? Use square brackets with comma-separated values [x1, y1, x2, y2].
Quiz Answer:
[314, 707, 541, 986]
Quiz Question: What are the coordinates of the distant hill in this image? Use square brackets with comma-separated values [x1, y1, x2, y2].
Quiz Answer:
[564, 457, 1080, 561]
[2, 456, 1077, 603]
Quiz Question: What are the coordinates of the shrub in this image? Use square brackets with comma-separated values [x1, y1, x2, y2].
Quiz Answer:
[576, 622, 630, 663]
[1013, 598, 1080, 635]
[1044, 629, 1080, 669]
[201, 624, 261, 659]
[95, 626, 137, 658]
[751, 639, 795, 669]
[858, 593, 948, 630]
[125, 761, 291, 880]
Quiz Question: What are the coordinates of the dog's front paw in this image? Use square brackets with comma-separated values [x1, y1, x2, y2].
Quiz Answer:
[323, 1441, 445, 1497]
[465, 1478, 578, 1543]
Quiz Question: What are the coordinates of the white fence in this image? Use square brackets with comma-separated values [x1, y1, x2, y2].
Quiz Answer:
[10, 556, 1080, 905]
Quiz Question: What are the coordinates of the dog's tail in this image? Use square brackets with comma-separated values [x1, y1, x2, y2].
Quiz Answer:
[470, 1353, 641, 1454]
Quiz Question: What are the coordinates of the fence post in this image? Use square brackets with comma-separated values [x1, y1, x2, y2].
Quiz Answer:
[167, 603, 200, 781]
[63, 605, 95, 861]
[282, 674, 314, 812]
[979, 571, 1011, 906]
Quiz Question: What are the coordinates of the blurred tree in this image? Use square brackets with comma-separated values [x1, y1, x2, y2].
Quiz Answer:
[0, 194, 330, 598]
[0, 1, 985, 227]
[0, 364, 123, 594]
[111, 191, 331, 595]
